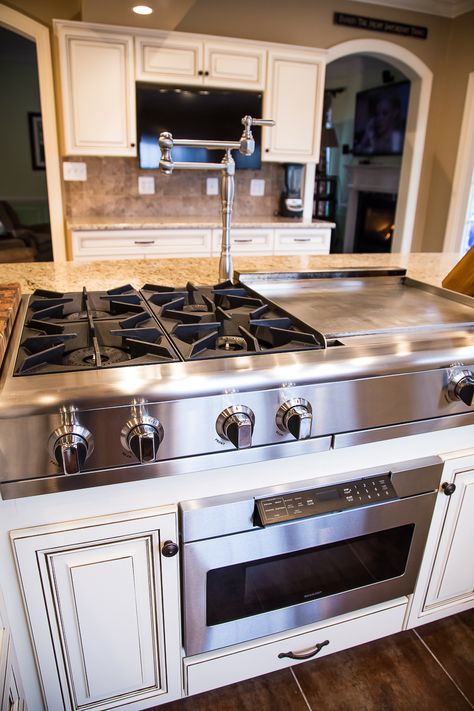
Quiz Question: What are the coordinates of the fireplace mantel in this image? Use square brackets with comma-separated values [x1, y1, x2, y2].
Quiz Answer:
[343, 164, 401, 252]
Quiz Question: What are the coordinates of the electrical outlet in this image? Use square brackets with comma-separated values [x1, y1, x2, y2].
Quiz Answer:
[206, 177, 219, 196]
[138, 176, 155, 195]
[63, 161, 87, 181]
[250, 179, 265, 196]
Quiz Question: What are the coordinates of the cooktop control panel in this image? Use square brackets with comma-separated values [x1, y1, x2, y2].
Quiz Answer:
[254, 474, 397, 526]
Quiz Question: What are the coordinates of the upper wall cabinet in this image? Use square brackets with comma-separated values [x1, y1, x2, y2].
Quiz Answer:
[262, 49, 326, 163]
[135, 32, 266, 90]
[55, 22, 137, 156]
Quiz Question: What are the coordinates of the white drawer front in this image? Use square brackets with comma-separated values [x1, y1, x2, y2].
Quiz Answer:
[211, 229, 273, 255]
[72, 229, 212, 260]
[274, 228, 331, 254]
[184, 598, 406, 696]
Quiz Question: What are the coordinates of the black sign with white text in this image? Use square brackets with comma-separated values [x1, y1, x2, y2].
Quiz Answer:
[334, 12, 428, 39]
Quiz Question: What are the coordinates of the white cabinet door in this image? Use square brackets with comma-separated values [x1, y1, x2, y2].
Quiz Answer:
[136, 34, 204, 85]
[204, 43, 266, 90]
[56, 23, 136, 156]
[2, 640, 26, 711]
[407, 454, 474, 628]
[262, 49, 326, 163]
[425, 467, 474, 607]
[12, 508, 181, 711]
[136, 34, 266, 90]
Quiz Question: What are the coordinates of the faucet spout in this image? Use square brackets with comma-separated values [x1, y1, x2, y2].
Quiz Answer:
[158, 116, 274, 283]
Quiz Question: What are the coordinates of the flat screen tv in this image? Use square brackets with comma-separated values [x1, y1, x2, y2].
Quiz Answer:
[136, 83, 263, 170]
[353, 80, 411, 157]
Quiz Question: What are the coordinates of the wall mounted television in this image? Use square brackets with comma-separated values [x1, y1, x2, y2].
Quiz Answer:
[136, 83, 263, 170]
[353, 80, 411, 157]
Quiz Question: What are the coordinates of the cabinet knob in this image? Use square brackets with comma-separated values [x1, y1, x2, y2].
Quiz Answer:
[130, 142, 136, 147]
[162, 540, 179, 557]
[198, 69, 204, 76]
[204, 70, 209, 76]
[441, 482, 456, 496]
[265, 148, 270, 153]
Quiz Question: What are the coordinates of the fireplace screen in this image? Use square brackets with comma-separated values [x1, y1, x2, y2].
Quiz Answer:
[354, 191, 397, 252]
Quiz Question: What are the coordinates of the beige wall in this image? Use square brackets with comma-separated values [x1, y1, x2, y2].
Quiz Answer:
[5, 0, 474, 251]
[415, 10, 474, 251]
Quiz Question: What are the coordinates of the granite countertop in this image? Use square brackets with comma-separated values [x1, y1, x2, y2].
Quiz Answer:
[66, 216, 336, 230]
[0, 253, 461, 294]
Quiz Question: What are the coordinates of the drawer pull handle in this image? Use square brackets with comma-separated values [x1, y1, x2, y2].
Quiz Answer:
[234, 238, 253, 243]
[278, 639, 329, 660]
[134, 240, 155, 245]
[294, 238, 311, 242]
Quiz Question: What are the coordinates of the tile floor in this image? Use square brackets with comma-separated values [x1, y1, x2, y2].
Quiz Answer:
[156, 608, 474, 711]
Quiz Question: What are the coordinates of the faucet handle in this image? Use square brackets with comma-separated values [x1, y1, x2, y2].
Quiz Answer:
[249, 118, 275, 127]
[239, 116, 275, 155]
[159, 131, 174, 174]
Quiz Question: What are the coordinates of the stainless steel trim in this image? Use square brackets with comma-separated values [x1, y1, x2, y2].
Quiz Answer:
[0, 436, 333, 499]
[333, 411, 474, 448]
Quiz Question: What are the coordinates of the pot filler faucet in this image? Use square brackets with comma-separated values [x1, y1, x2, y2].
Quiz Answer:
[158, 115, 275, 282]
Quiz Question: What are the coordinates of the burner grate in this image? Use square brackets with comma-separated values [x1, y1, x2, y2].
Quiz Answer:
[14, 287, 180, 375]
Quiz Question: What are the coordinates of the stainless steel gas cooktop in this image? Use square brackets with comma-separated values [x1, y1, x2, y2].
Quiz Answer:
[0, 268, 473, 498]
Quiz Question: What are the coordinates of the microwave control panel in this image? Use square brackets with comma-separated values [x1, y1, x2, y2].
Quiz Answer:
[255, 474, 397, 526]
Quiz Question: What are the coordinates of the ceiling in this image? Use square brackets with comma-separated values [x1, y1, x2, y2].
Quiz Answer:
[349, 0, 474, 18]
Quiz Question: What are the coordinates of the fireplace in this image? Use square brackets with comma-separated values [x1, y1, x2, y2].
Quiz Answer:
[343, 165, 401, 253]
[354, 191, 397, 253]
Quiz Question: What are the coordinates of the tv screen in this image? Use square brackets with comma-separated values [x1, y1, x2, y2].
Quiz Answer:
[353, 80, 411, 157]
[136, 83, 263, 170]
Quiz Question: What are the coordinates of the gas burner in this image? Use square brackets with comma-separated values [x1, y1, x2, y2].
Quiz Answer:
[216, 336, 248, 352]
[62, 346, 130, 367]
[140, 281, 326, 360]
[14, 295, 180, 375]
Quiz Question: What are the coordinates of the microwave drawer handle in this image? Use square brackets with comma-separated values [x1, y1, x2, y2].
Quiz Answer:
[278, 639, 329, 660]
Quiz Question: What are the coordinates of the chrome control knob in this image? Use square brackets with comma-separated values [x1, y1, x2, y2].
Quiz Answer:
[216, 406, 255, 449]
[48, 426, 93, 475]
[121, 416, 163, 463]
[276, 399, 313, 440]
[447, 365, 474, 407]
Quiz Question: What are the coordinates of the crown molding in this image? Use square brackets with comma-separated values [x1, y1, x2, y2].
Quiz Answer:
[348, 0, 474, 18]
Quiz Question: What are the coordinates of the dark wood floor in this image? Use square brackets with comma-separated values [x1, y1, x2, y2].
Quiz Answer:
[157, 608, 474, 711]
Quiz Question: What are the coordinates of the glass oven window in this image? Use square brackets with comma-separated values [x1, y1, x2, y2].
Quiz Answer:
[206, 524, 414, 626]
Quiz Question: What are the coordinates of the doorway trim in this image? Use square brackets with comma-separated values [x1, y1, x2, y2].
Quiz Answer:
[0, 4, 66, 260]
[327, 38, 432, 254]
[443, 72, 474, 253]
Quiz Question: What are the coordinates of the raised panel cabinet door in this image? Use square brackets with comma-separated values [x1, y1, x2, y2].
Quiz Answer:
[136, 35, 203, 84]
[57, 26, 136, 155]
[12, 510, 181, 711]
[204, 43, 266, 89]
[263, 51, 326, 162]
[425, 468, 474, 607]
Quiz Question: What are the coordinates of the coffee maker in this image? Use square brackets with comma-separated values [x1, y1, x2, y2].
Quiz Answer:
[279, 163, 304, 218]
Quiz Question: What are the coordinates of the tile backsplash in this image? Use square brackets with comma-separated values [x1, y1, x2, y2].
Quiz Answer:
[64, 157, 284, 218]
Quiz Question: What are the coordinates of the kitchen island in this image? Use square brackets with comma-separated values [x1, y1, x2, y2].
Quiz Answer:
[0, 252, 472, 711]
[0, 251, 462, 292]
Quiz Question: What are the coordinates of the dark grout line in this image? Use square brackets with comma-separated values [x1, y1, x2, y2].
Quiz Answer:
[413, 628, 474, 710]
[290, 666, 313, 711]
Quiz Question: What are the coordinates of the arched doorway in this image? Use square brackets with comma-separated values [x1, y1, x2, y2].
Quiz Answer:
[326, 39, 432, 254]
[0, 3, 66, 260]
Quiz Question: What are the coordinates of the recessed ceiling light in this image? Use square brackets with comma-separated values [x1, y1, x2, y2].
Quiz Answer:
[133, 5, 153, 15]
